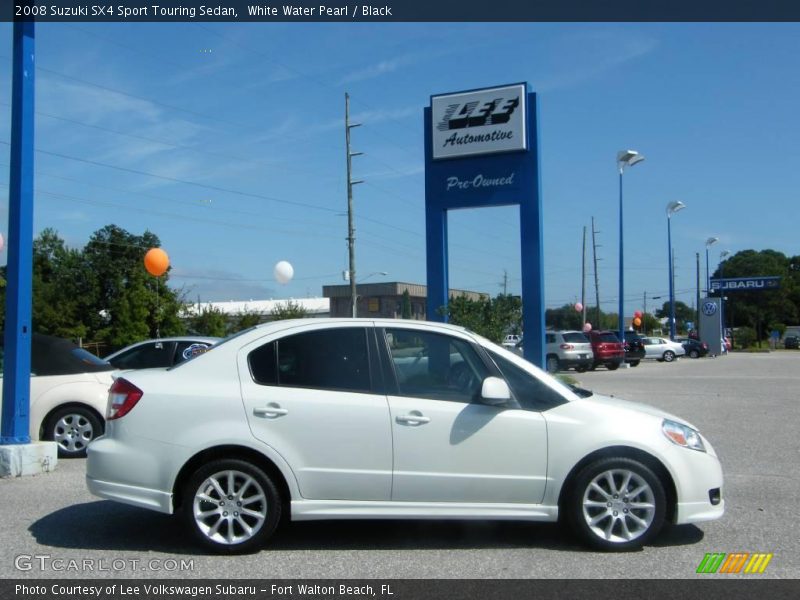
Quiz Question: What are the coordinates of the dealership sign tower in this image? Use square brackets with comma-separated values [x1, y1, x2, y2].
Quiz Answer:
[424, 83, 545, 367]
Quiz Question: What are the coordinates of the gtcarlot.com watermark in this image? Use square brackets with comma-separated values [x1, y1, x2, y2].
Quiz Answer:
[14, 554, 194, 573]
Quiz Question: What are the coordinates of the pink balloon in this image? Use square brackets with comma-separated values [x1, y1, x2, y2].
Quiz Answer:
[574, 302, 583, 312]
[583, 322, 592, 332]
[634, 310, 643, 318]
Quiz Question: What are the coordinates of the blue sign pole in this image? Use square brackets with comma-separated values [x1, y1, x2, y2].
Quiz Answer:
[1, 20, 35, 445]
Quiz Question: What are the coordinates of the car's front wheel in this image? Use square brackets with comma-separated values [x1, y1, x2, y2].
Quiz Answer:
[44, 406, 103, 458]
[663, 350, 676, 362]
[629, 360, 640, 367]
[183, 459, 281, 554]
[607, 362, 620, 371]
[566, 457, 666, 551]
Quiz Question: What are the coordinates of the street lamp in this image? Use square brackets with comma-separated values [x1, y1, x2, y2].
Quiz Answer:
[617, 150, 645, 345]
[666, 201, 686, 339]
[719, 250, 730, 336]
[705, 237, 719, 295]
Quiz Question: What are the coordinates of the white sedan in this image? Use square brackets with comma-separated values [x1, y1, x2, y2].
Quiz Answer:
[87, 319, 723, 553]
[1, 334, 115, 457]
[641, 337, 687, 362]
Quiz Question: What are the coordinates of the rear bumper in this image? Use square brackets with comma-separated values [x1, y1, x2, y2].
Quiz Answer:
[86, 475, 173, 514]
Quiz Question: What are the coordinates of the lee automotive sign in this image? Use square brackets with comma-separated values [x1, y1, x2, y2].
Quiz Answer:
[710, 276, 781, 292]
[431, 84, 527, 160]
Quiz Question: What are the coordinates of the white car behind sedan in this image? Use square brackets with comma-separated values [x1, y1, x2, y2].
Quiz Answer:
[87, 319, 723, 553]
[1, 334, 115, 457]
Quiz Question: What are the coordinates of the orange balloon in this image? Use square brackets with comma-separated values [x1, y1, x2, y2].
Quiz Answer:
[633, 317, 642, 327]
[144, 248, 169, 277]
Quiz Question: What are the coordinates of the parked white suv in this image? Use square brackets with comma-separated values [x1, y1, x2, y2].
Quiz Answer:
[545, 330, 593, 373]
[87, 319, 723, 554]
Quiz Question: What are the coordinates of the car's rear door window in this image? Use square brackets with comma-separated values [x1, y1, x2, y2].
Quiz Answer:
[248, 328, 371, 393]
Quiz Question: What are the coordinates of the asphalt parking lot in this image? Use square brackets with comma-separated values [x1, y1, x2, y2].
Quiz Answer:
[1, 352, 798, 580]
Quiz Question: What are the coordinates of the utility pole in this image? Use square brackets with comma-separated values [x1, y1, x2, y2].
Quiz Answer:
[500, 269, 508, 295]
[581, 226, 587, 325]
[345, 92, 363, 318]
[643, 291, 647, 335]
[695, 251, 701, 333]
[591, 217, 602, 327]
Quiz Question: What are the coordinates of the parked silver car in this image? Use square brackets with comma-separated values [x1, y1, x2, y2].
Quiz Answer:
[641, 337, 686, 362]
[545, 330, 593, 373]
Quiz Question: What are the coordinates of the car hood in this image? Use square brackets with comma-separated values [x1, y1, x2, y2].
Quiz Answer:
[581, 392, 698, 431]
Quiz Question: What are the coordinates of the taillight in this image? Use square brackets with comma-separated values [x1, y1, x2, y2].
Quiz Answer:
[107, 378, 143, 420]
[560, 344, 574, 349]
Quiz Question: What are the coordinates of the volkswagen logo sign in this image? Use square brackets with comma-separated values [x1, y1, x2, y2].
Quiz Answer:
[702, 302, 718, 316]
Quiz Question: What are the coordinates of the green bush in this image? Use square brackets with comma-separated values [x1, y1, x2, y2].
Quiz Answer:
[734, 326, 757, 349]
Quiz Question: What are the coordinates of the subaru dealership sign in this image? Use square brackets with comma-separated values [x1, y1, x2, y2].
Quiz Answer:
[431, 84, 527, 160]
[710, 276, 781, 292]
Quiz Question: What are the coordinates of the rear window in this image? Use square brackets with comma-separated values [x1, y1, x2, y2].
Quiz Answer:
[563, 332, 589, 343]
[598, 333, 619, 343]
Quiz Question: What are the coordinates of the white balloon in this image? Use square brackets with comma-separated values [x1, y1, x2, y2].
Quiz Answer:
[274, 260, 294, 285]
[0, 233, 4, 253]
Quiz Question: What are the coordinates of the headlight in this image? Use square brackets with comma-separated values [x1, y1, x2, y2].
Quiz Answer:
[662, 419, 706, 452]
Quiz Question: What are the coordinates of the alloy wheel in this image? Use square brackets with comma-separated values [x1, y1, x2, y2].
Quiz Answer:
[192, 469, 268, 546]
[581, 468, 656, 544]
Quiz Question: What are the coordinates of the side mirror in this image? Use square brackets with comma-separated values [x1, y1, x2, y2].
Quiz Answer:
[480, 376, 511, 406]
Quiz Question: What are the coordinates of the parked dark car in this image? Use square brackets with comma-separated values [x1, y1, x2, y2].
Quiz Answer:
[587, 330, 624, 370]
[677, 337, 710, 358]
[622, 331, 646, 367]
[784, 336, 799, 349]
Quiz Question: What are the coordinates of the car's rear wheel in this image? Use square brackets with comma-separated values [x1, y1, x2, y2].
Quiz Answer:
[566, 457, 666, 551]
[663, 350, 676, 362]
[629, 361, 640, 367]
[607, 362, 620, 371]
[45, 406, 103, 458]
[546, 355, 560, 374]
[183, 459, 281, 554]
[688, 349, 699, 359]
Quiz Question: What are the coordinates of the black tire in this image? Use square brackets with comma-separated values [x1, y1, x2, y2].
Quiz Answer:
[565, 457, 666, 551]
[546, 355, 560, 374]
[44, 405, 104, 458]
[575, 365, 588, 373]
[689, 350, 699, 359]
[629, 361, 640, 367]
[607, 362, 620, 371]
[663, 351, 676, 363]
[182, 459, 281, 554]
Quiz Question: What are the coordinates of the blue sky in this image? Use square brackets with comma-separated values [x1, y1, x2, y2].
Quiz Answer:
[1, 22, 798, 318]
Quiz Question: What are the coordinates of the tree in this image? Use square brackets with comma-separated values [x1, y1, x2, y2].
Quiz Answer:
[443, 294, 521, 343]
[400, 289, 413, 319]
[186, 306, 228, 337]
[712, 249, 800, 343]
[82, 225, 185, 346]
[231, 310, 263, 333]
[655, 300, 694, 333]
[270, 300, 309, 321]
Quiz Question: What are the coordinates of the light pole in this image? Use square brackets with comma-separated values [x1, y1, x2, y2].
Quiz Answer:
[666, 201, 686, 339]
[705, 237, 719, 295]
[719, 250, 730, 339]
[349, 271, 388, 317]
[617, 150, 645, 345]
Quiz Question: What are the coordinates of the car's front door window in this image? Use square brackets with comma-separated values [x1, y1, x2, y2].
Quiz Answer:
[384, 328, 489, 403]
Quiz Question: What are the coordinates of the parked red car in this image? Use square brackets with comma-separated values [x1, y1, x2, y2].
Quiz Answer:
[588, 330, 625, 370]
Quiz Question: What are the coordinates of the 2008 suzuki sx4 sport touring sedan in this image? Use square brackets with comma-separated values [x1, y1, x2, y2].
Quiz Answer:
[87, 319, 723, 553]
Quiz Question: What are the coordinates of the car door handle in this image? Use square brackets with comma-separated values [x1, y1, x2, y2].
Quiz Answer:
[253, 404, 288, 418]
[396, 413, 430, 425]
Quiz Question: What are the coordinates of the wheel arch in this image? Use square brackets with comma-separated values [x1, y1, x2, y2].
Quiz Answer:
[557, 445, 678, 523]
[172, 445, 292, 519]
